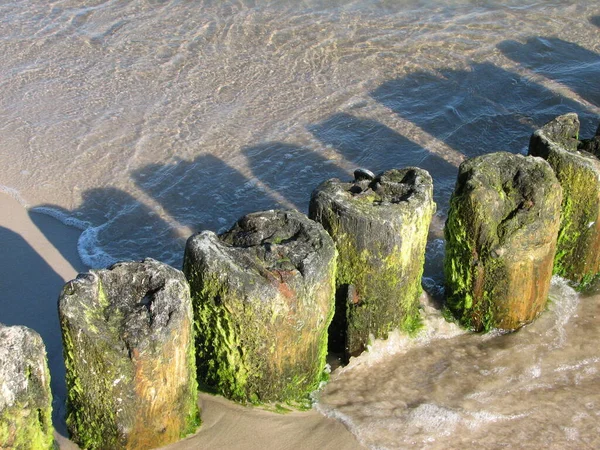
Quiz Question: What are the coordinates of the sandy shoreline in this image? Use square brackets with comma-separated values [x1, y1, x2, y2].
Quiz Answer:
[0, 193, 364, 450]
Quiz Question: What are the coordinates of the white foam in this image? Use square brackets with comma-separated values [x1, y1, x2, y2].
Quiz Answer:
[546, 276, 580, 348]
[554, 357, 600, 373]
[562, 426, 579, 441]
[528, 365, 542, 379]
[30, 206, 89, 230]
[0, 185, 28, 207]
[466, 410, 528, 429]
[406, 403, 461, 436]
[338, 298, 465, 373]
[77, 223, 118, 269]
[28, 205, 116, 269]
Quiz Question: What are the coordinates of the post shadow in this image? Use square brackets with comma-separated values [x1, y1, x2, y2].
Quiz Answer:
[308, 112, 458, 212]
[371, 62, 597, 161]
[132, 153, 282, 239]
[498, 37, 600, 108]
[241, 141, 350, 213]
[0, 226, 69, 434]
[27, 210, 87, 274]
[369, 60, 598, 302]
[36, 187, 181, 268]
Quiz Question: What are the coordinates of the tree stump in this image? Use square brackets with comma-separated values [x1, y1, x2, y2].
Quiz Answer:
[58, 259, 200, 450]
[309, 168, 435, 358]
[0, 324, 54, 450]
[444, 152, 562, 331]
[529, 113, 600, 286]
[183, 210, 336, 406]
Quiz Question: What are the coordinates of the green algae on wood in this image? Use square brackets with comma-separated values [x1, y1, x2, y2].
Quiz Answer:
[58, 259, 200, 450]
[183, 210, 336, 406]
[0, 324, 54, 450]
[309, 168, 435, 359]
[444, 152, 562, 332]
[529, 113, 600, 287]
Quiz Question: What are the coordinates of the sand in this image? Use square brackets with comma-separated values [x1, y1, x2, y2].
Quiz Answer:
[0, 193, 365, 450]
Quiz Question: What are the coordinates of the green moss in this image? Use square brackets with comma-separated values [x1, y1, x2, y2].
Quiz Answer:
[0, 347, 54, 450]
[402, 307, 424, 337]
[319, 202, 430, 354]
[190, 271, 252, 402]
[548, 152, 600, 287]
[444, 182, 521, 332]
[444, 196, 479, 330]
[181, 310, 202, 438]
[61, 312, 122, 450]
[184, 251, 336, 407]
[0, 401, 54, 450]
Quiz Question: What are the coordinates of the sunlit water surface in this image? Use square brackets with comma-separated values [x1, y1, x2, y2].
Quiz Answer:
[1, 0, 599, 447]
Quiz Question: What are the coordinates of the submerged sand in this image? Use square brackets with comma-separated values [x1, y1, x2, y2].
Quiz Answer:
[0, 193, 364, 450]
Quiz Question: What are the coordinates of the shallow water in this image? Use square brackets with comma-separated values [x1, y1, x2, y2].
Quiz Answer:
[317, 278, 600, 449]
[2, 0, 599, 268]
[1, 0, 600, 447]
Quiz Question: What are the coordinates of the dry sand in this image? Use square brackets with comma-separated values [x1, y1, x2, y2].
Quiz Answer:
[0, 193, 365, 450]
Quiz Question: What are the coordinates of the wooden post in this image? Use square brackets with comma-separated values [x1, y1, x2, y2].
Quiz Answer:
[444, 152, 562, 331]
[529, 113, 600, 287]
[0, 324, 54, 450]
[59, 259, 200, 450]
[309, 168, 435, 358]
[184, 210, 336, 406]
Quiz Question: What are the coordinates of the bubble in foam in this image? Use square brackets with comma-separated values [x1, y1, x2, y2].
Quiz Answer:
[562, 426, 579, 441]
[406, 403, 461, 436]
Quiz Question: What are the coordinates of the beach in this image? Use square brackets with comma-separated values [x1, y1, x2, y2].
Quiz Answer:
[6, 183, 600, 449]
[2, 1, 600, 447]
[1, 192, 365, 449]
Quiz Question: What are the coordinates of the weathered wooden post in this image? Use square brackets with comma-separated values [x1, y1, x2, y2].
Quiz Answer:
[309, 168, 435, 358]
[183, 210, 336, 406]
[0, 324, 54, 450]
[529, 113, 600, 286]
[59, 259, 200, 450]
[444, 152, 562, 331]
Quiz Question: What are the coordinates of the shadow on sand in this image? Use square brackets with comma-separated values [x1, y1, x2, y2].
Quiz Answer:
[0, 226, 69, 434]
[35, 187, 181, 268]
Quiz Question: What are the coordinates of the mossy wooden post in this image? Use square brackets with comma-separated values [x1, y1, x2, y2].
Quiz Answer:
[529, 113, 600, 286]
[183, 210, 336, 406]
[0, 324, 54, 449]
[444, 152, 562, 331]
[58, 258, 200, 450]
[309, 168, 435, 358]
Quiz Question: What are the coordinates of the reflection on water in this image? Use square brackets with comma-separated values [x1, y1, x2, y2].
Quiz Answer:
[1, 0, 600, 447]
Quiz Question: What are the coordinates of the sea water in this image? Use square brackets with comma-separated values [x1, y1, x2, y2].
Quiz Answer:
[317, 277, 600, 449]
[1, 0, 599, 447]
